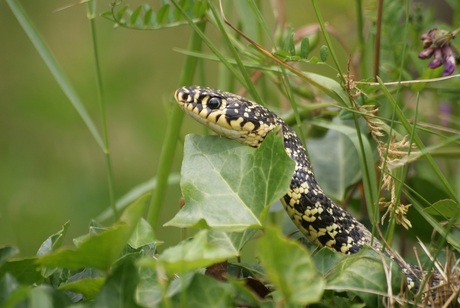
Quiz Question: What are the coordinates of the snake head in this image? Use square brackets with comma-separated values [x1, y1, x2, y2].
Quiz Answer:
[175, 86, 280, 147]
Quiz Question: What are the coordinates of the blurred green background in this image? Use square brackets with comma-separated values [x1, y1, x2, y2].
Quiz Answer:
[1, 0, 447, 256]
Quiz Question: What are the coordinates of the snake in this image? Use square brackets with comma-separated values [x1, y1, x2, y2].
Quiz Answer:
[174, 85, 443, 295]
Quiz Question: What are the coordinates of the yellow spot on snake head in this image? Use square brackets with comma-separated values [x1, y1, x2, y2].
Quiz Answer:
[242, 121, 255, 132]
[230, 117, 244, 130]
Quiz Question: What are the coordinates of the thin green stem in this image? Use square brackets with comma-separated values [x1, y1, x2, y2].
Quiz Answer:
[311, 0, 345, 83]
[87, 1, 117, 220]
[355, 0, 366, 78]
[147, 22, 207, 228]
[373, 0, 383, 81]
[377, 77, 458, 202]
[382, 0, 411, 245]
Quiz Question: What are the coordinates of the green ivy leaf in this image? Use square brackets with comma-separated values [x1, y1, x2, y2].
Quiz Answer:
[0, 247, 19, 267]
[312, 247, 347, 276]
[307, 119, 362, 201]
[170, 274, 235, 307]
[58, 277, 105, 301]
[325, 247, 402, 306]
[0, 257, 43, 285]
[141, 230, 238, 275]
[37, 195, 148, 271]
[258, 226, 325, 305]
[37, 221, 70, 257]
[165, 131, 295, 231]
[27, 286, 73, 308]
[94, 257, 140, 308]
[128, 218, 157, 249]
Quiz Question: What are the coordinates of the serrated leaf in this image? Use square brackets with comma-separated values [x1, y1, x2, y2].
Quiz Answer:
[307, 119, 362, 201]
[326, 247, 401, 306]
[142, 230, 238, 275]
[424, 199, 460, 220]
[319, 45, 329, 62]
[37, 195, 148, 271]
[258, 226, 324, 305]
[165, 131, 295, 231]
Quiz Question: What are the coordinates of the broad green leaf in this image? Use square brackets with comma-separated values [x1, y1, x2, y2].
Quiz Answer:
[58, 277, 105, 300]
[94, 257, 140, 308]
[141, 230, 238, 275]
[37, 195, 147, 271]
[0, 247, 19, 267]
[128, 218, 157, 249]
[258, 226, 324, 305]
[0, 257, 42, 285]
[225, 277, 272, 308]
[307, 120, 362, 201]
[37, 221, 70, 256]
[0, 273, 19, 306]
[326, 247, 401, 306]
[165, 131, 295, 231]
[312, 247, 347, 276]
[37, 221, 71, 278]
[423, 199, 460, 220]
[169, 273, 235, 308]
[28, 285, 72, 308]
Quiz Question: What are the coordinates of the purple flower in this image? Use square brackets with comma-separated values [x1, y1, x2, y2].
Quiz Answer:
[418, 28, 460, 76]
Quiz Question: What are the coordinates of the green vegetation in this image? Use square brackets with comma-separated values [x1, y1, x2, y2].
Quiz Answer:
[1, 0, 459, 306]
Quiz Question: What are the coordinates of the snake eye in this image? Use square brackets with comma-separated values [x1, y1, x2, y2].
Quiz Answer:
[207, 97, 221, 110]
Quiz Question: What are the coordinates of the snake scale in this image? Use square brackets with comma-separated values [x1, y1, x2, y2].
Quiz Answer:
[174, 85, 443, 296]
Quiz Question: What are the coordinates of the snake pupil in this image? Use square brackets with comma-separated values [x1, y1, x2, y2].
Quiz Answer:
[207, 97, 221, 109]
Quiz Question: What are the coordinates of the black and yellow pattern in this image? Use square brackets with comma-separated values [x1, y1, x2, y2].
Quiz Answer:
[174, 85, 445, 293]
[175, 86, 379, 254]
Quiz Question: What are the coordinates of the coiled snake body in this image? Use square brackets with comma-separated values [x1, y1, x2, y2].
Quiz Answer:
[174, 85, 429, 292]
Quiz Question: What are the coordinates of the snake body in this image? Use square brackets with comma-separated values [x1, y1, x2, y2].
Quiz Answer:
[174, 85, 429, 291]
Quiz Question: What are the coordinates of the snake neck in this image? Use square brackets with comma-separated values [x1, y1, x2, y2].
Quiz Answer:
[278, 123, 382, 254]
